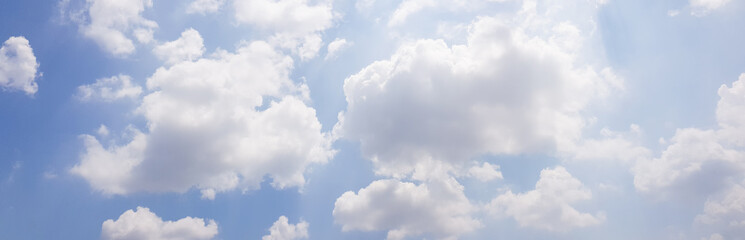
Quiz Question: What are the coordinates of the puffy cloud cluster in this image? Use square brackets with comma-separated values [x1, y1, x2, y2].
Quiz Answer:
[633, 74, 745, 197]
[77, 74, 143, 101]
[262, 216, 309, 240]
[101, 207, 218, 240]
[0, 36, 39, 95]
[488, 166, 604, 231]
[80, 0, 158, 56]
[335, 13, 621, 177]
[233, 0, 336, 60]
[333, 177, 480, 240]
[333, 0, 617, 237]
[632, 74, 745, 238]
[71, 30, 335, 199]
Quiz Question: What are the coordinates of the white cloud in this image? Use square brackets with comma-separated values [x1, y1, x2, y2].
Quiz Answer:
[632, 74, 745, 198]
[690, 0, 731, 16]
[80, 0, 158, 56]
[262, 216, 309, 240]
[696, 182, 745, 227]
[186, 0, 225, 14]
[324, 38, 352, 60]
[488, 166, 605, 232]
[77, 74, 143, 102]
[333, 177, 480, 240]
[668, 9, 681, 17]
[101, 206, 218, 240]
[335, 13, 621, 177]
[561, 124, 651, 163]
[153, 29, 206, 65]
[0, 36, 39, 95]
[72, 38, 335, 198]
[98, 124, 110, 137]
[388, 0, 437, 27]
[703, 233, 725, 240]
[467, 162, 503, 182]
[233, 0, 336, 60]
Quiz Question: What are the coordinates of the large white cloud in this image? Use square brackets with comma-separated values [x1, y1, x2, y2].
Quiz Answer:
[633, 74, 745, 198]
[335, 11, 621, 177]
[333, 177, 480, 240]
[262, 216, 309, 240]
[80, 0, 157, 56]
[101, 207, 218, 240]
[696, 182, 745, 237]
[487, 166, 605, 232]
[77, 74, 143, 101]
[232, 0, 336, 60]
[0, 36, 39, 95]
[71, 33, 335, 199]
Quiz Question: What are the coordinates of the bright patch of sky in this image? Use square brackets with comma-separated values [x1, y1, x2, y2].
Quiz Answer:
[1, 0, 745, 239]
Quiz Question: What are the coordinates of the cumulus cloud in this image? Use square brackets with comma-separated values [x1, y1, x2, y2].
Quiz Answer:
[186, 0, 224, 14]
[333, 177, 480, 240]
[632, 74, 745, 198]
[153, 29, 205, 65]
[690, 0, 731, 16]
[262, 216, 309, 240]
[488, 166, 604, 232]
[324, 38, 351, 60]
[0, 36, 39, 95]
[335, 12, 621, 177]
[696, 182, 745, 229]
[77, 74, 143, 101]
[101, 206, 218, 240]
[72, 33, 335, 198]
[80, 0, 158, 56]
[233, 0, 336, 60]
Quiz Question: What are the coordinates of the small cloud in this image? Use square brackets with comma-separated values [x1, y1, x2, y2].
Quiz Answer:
[43, 171, 58, 180]
[668, 9, 680, 17]
[76, 74, 142, 102]
[325, 38, 352, 60]
[262, 216, 309, 240]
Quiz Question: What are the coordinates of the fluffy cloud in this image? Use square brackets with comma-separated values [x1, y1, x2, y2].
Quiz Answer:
[333, 177, 480, 240]
[696, 182, 745, 230]
[488, 166, 604, 232]
[0, 36, 39, 95]
[633, 74, 745, 198]
[80, 0, 158, 56]
[690, 0, 731, 16]
[71, 33, 335, 198]
[233, 0, 336, 60]
[335, 12, 621, 177]
[186, 0, 225, 14]
[77, 74, 143, 101]
[388, 0, 437, 26]
[262, 216, 309, 240]
[561, 124, 651, 163]
[101, 207, 218, 240]
[153, 29, 205, 65]
[324, 38, 351, 60]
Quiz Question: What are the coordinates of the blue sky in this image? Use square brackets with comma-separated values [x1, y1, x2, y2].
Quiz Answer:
[1, 0, 745, 239]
